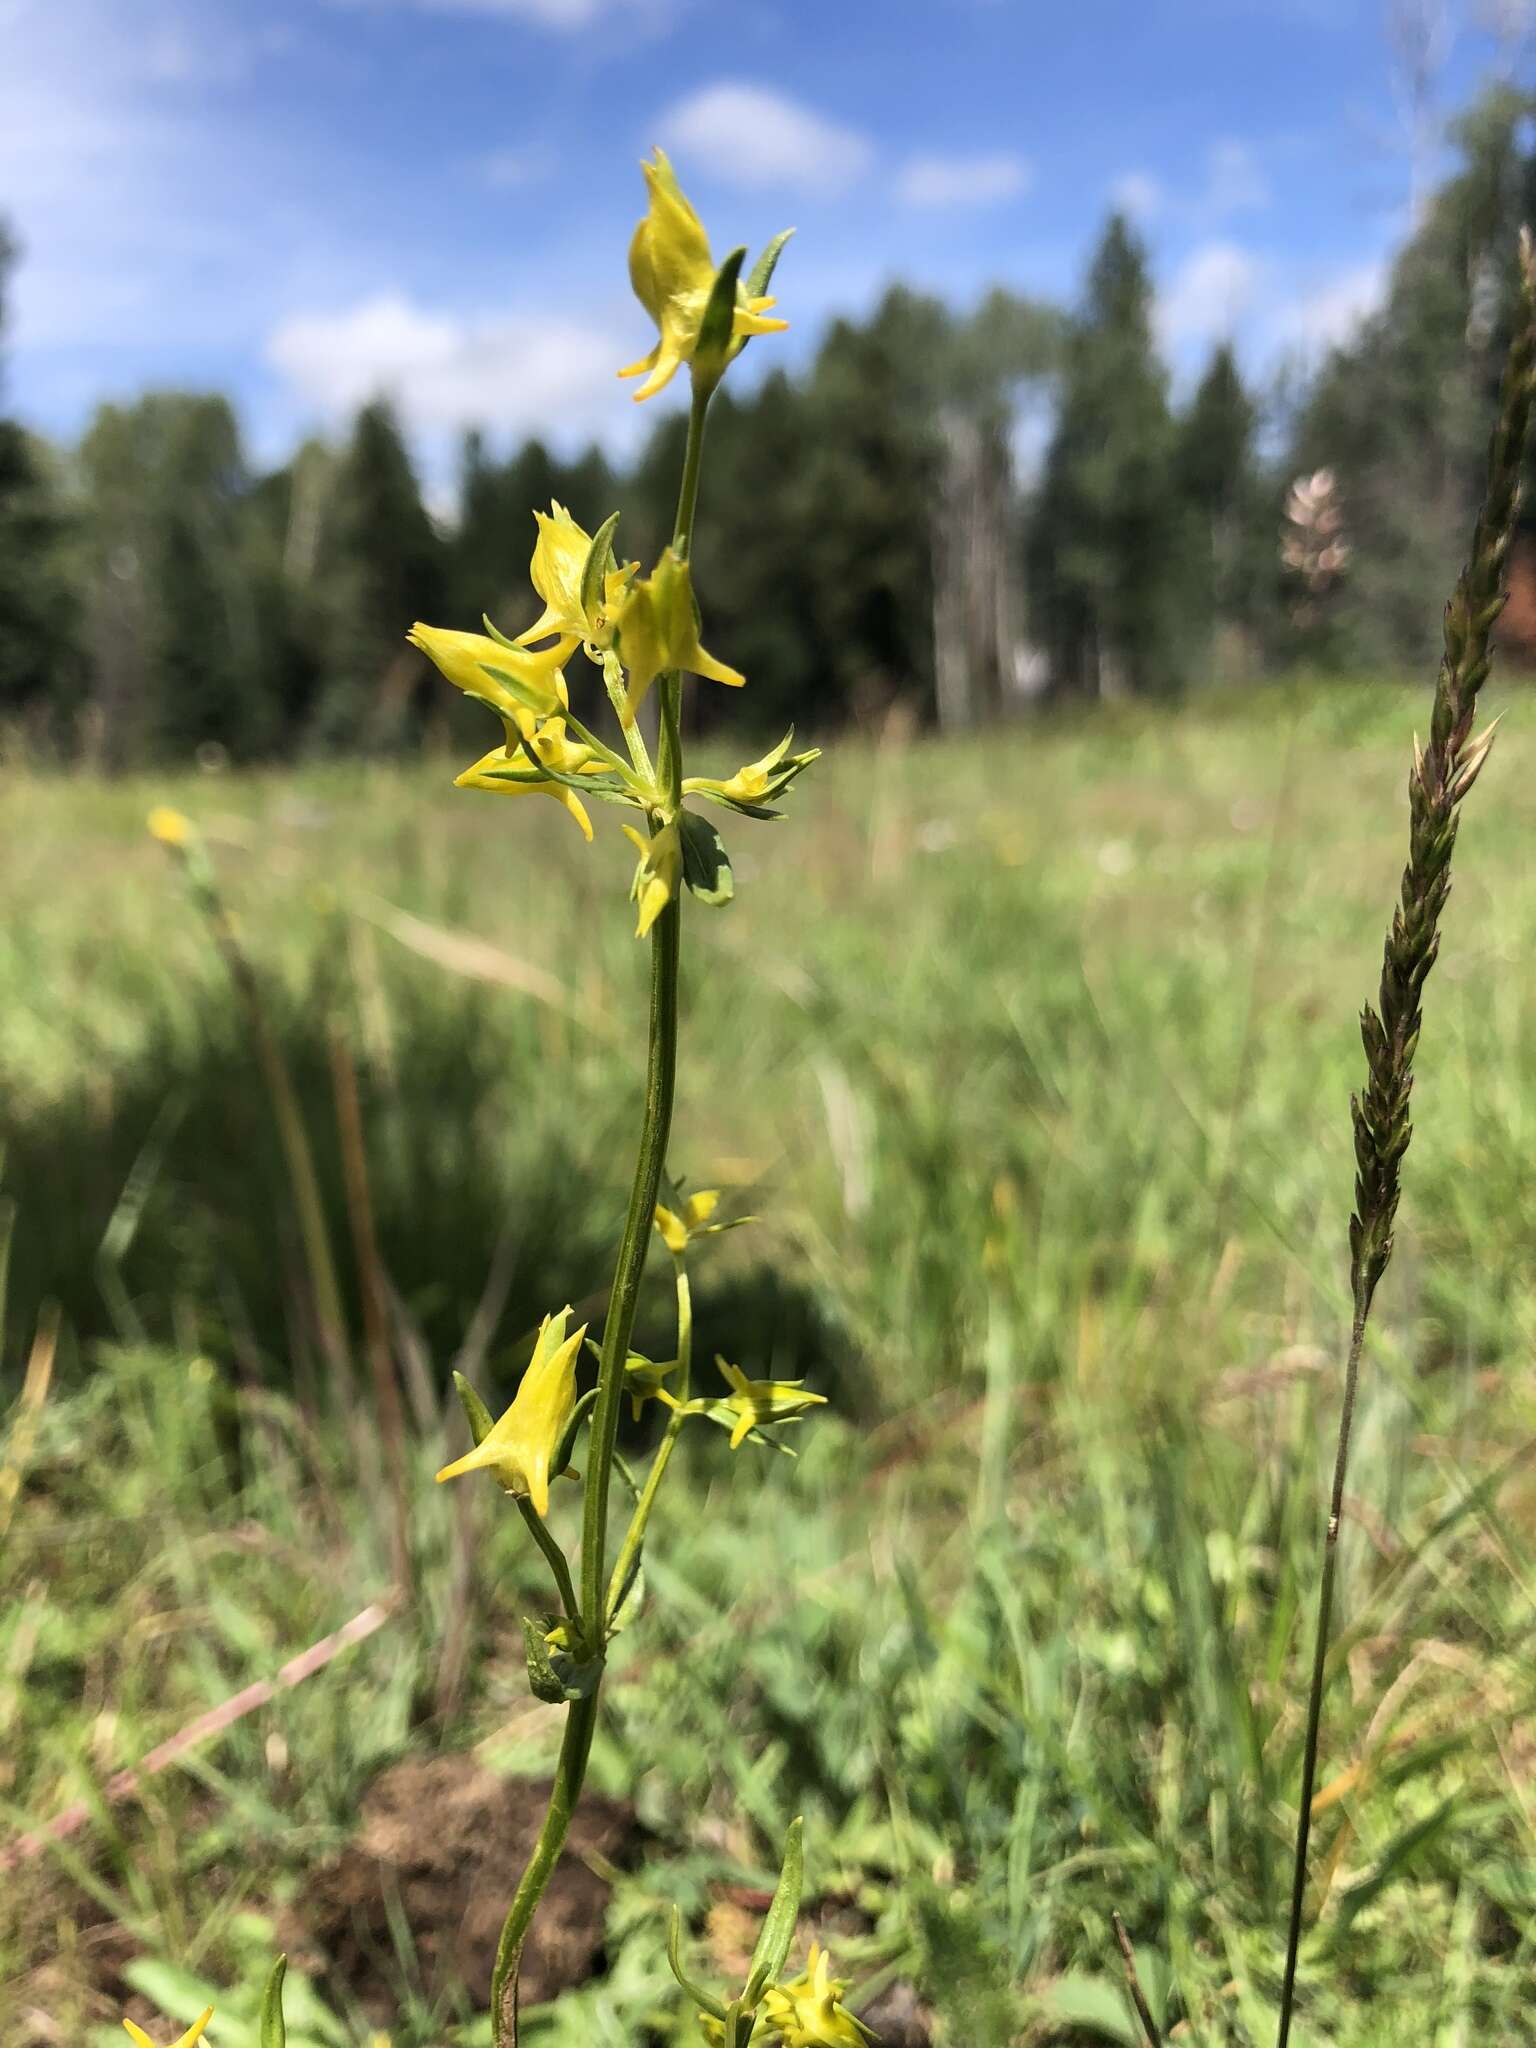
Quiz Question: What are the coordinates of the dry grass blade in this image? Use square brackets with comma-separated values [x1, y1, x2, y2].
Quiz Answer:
[1113, 1913, 1164, 2048]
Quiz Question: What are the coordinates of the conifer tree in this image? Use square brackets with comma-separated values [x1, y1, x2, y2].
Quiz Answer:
[1028, 213, 1185, 698]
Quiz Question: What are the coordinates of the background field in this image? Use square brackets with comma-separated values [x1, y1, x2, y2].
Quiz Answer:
[4, 682, 1536, 2046]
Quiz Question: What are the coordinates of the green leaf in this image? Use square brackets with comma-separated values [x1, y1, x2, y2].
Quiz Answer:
[678, 809, 734, 906]
[695, 246, 747, 383]
[1033, 1971, 1141, 2044]
[746, 227, 795, 305]
[477, 661, 552, 712]
[553, 1385, 599, 1478]
[481, 613, 521, 650]
[1331, 1797, 1455, 1936]
[743, 1814, 804, 2004]
[453, 1370, 496, 1448]
[259, 1955, 288, 2048]
[666, 1905, 729, 2021]
[580, 510, 622, 622]
[507, 737, 635, 802]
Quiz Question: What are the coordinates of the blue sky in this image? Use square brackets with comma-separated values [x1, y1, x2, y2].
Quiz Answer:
[1, 0, 1527, 487]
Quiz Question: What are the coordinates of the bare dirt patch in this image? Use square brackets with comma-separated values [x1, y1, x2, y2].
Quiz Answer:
[290, 1754, 640, 2021]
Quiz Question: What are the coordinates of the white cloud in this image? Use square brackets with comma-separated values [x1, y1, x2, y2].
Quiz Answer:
[265, 293, 619, 444]
[367, 0, 666, 24]
[896, 150, 1030, 208]
[659, 81, 874, 194]
[1111, 143, 1267, 235]
[1158, 241, 1260, 349]
[476, 147, 545, 188]
[1110, 169, 1163, 221]
[1202, 138, 1269, 220]
[1279, 258, 1388, 353]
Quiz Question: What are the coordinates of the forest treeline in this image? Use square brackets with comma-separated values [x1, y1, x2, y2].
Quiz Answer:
[2, 87, 1535, 760]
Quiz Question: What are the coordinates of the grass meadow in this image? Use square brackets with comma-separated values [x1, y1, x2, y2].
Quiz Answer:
[4, 681, 1536, 2046]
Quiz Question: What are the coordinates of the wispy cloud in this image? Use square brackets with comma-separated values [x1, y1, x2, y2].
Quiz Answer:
[1278, 257, 1388, 353]
[1157, 240, 1261, 349]
[659, 81, 874, 195]
[1111, 139, 1269, 234]
[896, 150, 1030, 208]
[475, 147, 547, 189]
[1202, 138, 1269, 220]
[1110, 169, 1164, 222]
[355, 0, 672, 26]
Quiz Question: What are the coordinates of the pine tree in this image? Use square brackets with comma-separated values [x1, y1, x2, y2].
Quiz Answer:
[1176, 342, 1263, 675]
[0, 223, 72, 741]
[314, 399, 445, 744]
[78, 393, 268, 757]
[1028, 214, 1185, 698]
[1284, 83, 1536, 667]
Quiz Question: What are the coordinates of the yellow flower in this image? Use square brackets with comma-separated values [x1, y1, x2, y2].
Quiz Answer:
[407, 624, 572, 737]
[517, 502, 633, 653]
[761, 1946, 872, 2048]
[653, 1188, 722, 1254]
[147, 806, 192, 848]
[614, 551, 743, 723]
[436, 1309, 586, 1517]
[663, 1357, 827, 1450]
[619, 148, 788, 401]
[623, 821, 682, 938]
[123, 2011, 215, 2048]
[623, 1350, 681, 1421]
[454, 716, 606, 840]
[683, 733, 821, 814]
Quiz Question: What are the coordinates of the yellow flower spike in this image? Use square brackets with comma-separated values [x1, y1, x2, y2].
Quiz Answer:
[436, 1309, 586, 1517]
[517, 502, 634, 653]
[619, 148, 788, 401]
[623, 821, 682, 938]
[715, 1357, 827, 1451]
[123, 2010, 215, 2048]
[146, 806, 192, 848]
[614, 550, 744, 723]
[407, 623, 573, 735]
[761, 1944, 873, 2048]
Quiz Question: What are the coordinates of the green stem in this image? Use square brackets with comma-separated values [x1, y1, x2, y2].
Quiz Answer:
[485, 384, 712, 2046]
[606, 1255, 692, 1626]
[548, 703, 634, 778]
[487, 1688, 597, 2040]
[515, 1495, 580, 1624]
[672, 382, 712, 559]
[580, 901, 680, 1636]
[1275, 1296, 1369, 2048]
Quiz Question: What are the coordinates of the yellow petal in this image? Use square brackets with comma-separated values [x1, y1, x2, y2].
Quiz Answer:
[123, 2009, 215, 2048]
[653, 1202, 689, 1253]
[434, 1438, 507, 1485]
[635, 873, 670, 938]
[687, 641, 745, 690]
[553, 786, 595, 841]
[627, 341, 685, 402]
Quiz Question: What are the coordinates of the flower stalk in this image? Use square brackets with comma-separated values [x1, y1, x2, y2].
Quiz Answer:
[1274, 230, 1536, 2048]
[394, 149, 817, 2046]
